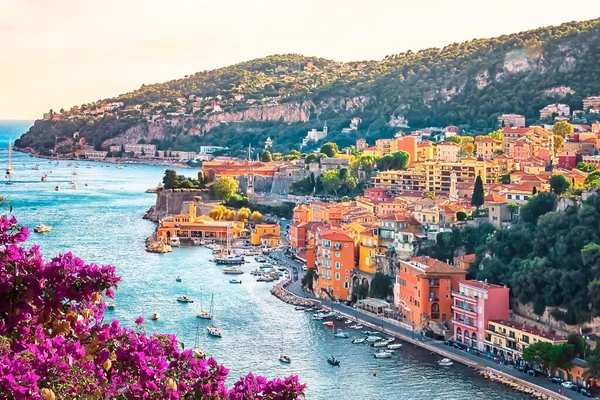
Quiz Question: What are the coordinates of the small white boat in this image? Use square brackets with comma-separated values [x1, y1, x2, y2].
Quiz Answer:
[279, 353, 291, 363]
[71, 184, 78, 190]
[197, 310, 212, 319]
[104, 301, 115, 310]
[349, 324, 364, 330]
[176, 276, 182, 282]
[177, 295, 193, 303]
[222, 266, 244, 275]
[34, 223, 52, 233]
[169, 237, 181, 247]
[229, 279, 242, 284]
[374, 350, 392, 359]
[366, 336, 382, 343]
[207, 325, 222, 338]
[438, 358, 453, 366]
[33, 164, 41, 170]
[387, 343, 403, 350]
[55, 185, 60, 191]
[41, 174, 47, 181]
[352, 338, 365, 344]
[294, 306, 305, 311]
[334, 331, 349, 338]
[193, 347, 206, 359]
[151, 312, 160, 321]
[373, 339, 393, 348]
[312, 314, 324, 320]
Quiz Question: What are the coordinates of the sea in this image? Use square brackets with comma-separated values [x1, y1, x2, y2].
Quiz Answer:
[0, 121, 525, 399]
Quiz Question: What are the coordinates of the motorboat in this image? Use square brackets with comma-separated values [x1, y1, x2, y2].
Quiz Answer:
[193, 348, 206, 359]
[177, 295, 194, 303]
[294, 306, 305, 311]
[387, 343, 403, 350]
[229, 279, 242, 284]
[169, 237, 181, 247]
[304, 308, 314, 312]
[222, 266, 244, 275]
[151, 312, 160, 321]
[323, 321, 334, 327]
[334, 331, 349, 339]
[373, 339, 393, 348]
[351, 338, 365, 344]
[312, 314, 323, 320]
[34, 223, 52, 233]
[41, 174, 47, 181]
[366, 336, 382, 343]
[438, 358, 453, 366]
[176, 276, 182, 282]
[207, 325, 222, 338]
[255, 256, 267, 263]
[374, 350, 392, 359]
[349, 324, 363, 330]
[55, 185, 60, 191]
[335, 315, 345, 321]
[33, 164, 41, 170]
[344, 319, 353, 324]
[279, 353, 291, 364]
[363, 330, 379, 335]
[104, 301, 115, 310]
[214, 254, 244, 265]
[327, 355, 340, 366]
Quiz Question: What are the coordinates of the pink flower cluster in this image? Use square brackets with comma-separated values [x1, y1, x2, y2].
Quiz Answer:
[0, 215, 305, 399]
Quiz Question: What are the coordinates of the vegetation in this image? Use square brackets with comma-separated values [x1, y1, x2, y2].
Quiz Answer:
[369, 273, 394, 299]
[471, 176, 484, 208]
[523, 342, 574, 374]
[577, 162, 596, 173]
[301, 268, 317, 291]
[212, 176, 239, 201]
[552, 121, 574, 138]
[17, 18, 600, 155]
[320, 142, 339, 158]
[550, 174, 570, 195]
[162, 169, 205, 189]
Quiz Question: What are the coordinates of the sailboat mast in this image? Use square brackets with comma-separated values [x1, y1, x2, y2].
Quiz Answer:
[7, 138, 11, 170]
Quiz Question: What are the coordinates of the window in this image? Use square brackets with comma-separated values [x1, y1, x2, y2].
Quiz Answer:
[335, 273, 340, 280]
[344, 281, 349, 289]
[335, 262, 341, 269]
[336, 252, 340, 257]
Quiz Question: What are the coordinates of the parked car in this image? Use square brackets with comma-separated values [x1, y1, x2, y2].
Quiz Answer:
[549, 376, 564, 384]
[515, 365, 526, 373]
[579, 387, 593, 397]
[526, 369, 540, 377]
[561, 381, 577, 390]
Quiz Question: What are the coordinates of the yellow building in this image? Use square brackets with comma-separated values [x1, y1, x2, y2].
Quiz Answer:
[417, 140, 435, 161]
[251, 223, 281, 246]
[358, 228, 382, 274]
[475, 136, 502, 160]
[375, 138, 399, 155]
[157, 202, 245, 242]
[371, 159, 501, 195]
[484, 320, 567, 361]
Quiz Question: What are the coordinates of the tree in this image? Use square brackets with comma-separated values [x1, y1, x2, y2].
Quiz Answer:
[552, 121, 574, 138]
[507, 203, 518, 220]
[213, 176, 239, 201]
[320, 170, 341, 197]
[488, 130, 503, 141]
[456, 211, 467, 221]
[577, 162, 596, 173]
[548, 343, 574, 374]
[237, 207, 251, 222]
[471, 175, 484, 208]
[446, 136, 461, 144]
[550, 175, 570, 195]
[462, 142, 475, 156]
[423, 192, 436, 200]
[162, 169, 178, 189]
[523, 341, 553, 372]
[209, 205, 227, 220]
[320, 142, 339, 157]
[251, 211, 263, 224]
[583, 354, 600, 385]
[585, 171, 600, 187]
[369, 273, 393, 299]
[553, 134, 564, 153]
[520, 192, 556, 224]
[344, 175, 358, 195]
[223, 209, 236, 221]
[261, 150, 272, 162]
[301, 268, 317, 291]
[341, 196, 349, 203]
[354, 155, 376, 177]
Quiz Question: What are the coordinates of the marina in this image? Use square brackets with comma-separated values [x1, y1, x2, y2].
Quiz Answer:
[0, 125, 527, 400]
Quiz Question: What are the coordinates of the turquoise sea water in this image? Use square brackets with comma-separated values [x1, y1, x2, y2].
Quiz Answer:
[0, 121, 525, 399]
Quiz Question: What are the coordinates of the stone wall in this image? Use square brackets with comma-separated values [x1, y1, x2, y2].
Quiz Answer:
[150, 189, 212, 221]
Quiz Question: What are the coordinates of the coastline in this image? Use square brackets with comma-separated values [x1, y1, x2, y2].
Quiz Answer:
[14, 148, 193, 169]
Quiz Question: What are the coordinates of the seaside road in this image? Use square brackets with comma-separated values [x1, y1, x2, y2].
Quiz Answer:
[269, 250, 592, 400]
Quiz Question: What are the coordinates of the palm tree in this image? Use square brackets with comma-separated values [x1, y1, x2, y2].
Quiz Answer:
[583, 355, 600, 388]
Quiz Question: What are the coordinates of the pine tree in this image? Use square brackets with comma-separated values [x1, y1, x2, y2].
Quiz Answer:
[532, 186, 538, 195]
[471, 175, 484, 208]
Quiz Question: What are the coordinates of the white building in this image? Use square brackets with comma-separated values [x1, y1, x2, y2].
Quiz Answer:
[199, 146, 227, 154]
[104, 102, 124, 112]
[540, 104, 570, 120]
[82, 151, 108, 160]
[301, 123, 328, 148]
[498, 114, 526, 128]
[583, 96, 600, 112]
[109, 145, 121, 153]
[123, 144, 156, 155]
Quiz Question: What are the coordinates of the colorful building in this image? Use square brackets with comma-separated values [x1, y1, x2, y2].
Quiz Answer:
[417, 140, 435, 161]
[250, 223, 280, 246]
[317, 231, 355, 300]
[395, 256, 467, 327]
[396, 135, 417, 165]
[452, 280, 510, 351]
[485, 320, 567, 362]
[436, 142, 460, 162]
[475, 136, 502, 160]
[453, 254, 476, 271]
[358, 228, 382, 274]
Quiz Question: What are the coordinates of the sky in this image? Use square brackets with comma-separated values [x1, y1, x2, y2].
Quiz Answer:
[0, 0, 598, 120]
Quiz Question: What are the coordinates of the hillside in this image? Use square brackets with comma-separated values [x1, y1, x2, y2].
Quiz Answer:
[16, 18, 600, 156]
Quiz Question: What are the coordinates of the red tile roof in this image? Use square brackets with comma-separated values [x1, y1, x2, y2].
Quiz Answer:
[502, 127, 529, 134]
[404, 256, 466, 275]
[321, 231, 354, 242]
[458, 279, 504, 290]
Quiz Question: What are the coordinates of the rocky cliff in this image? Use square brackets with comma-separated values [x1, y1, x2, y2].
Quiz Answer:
[145, 189, 213, 222]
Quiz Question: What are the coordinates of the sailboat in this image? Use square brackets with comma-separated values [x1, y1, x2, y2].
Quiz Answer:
[5, 138, 14, 184]
[206, 295, 222, 338]
[326, 323, 340, 366]
[197, 292, 213, 320]
[279, 336, 291, 363]
[192, 319, 206, 359]
[213, 225, 244, 264]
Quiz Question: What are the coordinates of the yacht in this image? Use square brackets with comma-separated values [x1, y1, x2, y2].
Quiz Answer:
[374, 350, 392, 359]
[151, 312, 160, 321]
[169, 237, 181, 247]
[373, 339, 393, 348]
[294, 306, 305, 311]
[222, 266, 243, 275]
[104, 301, 115, 310]
[193, 348, 206, 359]
[279, 353, 291, 364]
[214, 254, 244, 265]
[334, 331, 349, 339]
[351, 338, 365, 344]
[34, 223, 52, 233]
[176, 295, 194, 303]
[438, 358, 453, 366]
[387, 343, 403, 350]
[365, 336, 382, 343]
[207, 325, 222, 338]
[229, 279, 242, 284]
[197, 293, 213, 319]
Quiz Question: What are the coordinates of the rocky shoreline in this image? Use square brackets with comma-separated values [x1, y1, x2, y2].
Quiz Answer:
[478, 370, 563, 400]
[270, 280, 316, 308]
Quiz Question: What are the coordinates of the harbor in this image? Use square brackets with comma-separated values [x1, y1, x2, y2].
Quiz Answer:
[0, 128, 531, 400]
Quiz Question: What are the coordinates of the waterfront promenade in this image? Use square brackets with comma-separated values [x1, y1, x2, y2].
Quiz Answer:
[270, 250, 590, 400]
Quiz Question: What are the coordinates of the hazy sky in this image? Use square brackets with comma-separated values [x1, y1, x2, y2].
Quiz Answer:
[1, 0, 598, 119]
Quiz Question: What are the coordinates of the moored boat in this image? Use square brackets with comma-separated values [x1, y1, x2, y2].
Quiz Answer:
[366, 336, 382, 343]
[438, 358, 453, 366]
[207, 325, 222, 338]
[222, 266, 244, 275]
[387, 343, 403, 350]
[327, 355, 340, 366]
[104, 301, 115, 310]
[229, 279, 242, 284]
[334, 331, 349, 338]
[351, 338, 365, 344]
[373, 339, 393, 348]
[151, 311, 160, 321]
[176, 276, 182, 282]
[177, 295, 193, 303]
[34, 223, 52, 233]
[374, 350, 392, 359]
[294, 306, 305, 311]
[279, 353, 291, 364]
[169, 237, 181, 247]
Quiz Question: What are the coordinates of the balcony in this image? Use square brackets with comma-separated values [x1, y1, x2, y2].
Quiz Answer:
[452, 304, 477, 316]
[452, 290, 478, 303]
[453, 318, 476, 328]
[431, 313, 440, 320]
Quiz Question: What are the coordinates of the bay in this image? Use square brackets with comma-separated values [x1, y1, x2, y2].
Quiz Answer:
[0, 121, 525, 399]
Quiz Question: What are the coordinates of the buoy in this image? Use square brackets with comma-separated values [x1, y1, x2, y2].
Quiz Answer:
[372, 370, 377, 376]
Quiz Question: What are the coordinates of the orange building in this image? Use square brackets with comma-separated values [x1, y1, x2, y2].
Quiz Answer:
[292, 204, 311, 225]
[317, 231, 355, 301]
[395, 256, 466, 327]
[396, 136, 417, 166]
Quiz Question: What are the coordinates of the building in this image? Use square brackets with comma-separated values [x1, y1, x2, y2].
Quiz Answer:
[358, 227, 382, 274]
[452, 280, 510, 351]
[583, 96, 600, 112]
[485, 320, 567, 361]
[558, 150, 578, 169]
[317, 231, 355, 300]
[475, 136, 502, 160]
[123, 144, 157, 156]
[396, 136, 417, 165]
[485, 193, 510, 229]
[375, 138, 398, 155]
[498, 114, 526, 128]
[356, 138, 367, 151]
[540, 103, 570, 120]
[81, 151, 108, 160]
[372, 159, 501, 195]
[453, 254, 476, 271]
[508, 140, 532, 162]
[379, 214, 423, 258]
[417, 141, 435, 161]
[109, 145, 122, 153]
[301, 123, 328, 147]
[199, 146, 227, 154]
[264, 137, 273, 149]
[436, 142, 459, 162]
[104, 102, 124, 112]
[396, 256, 467, 327]
[157, 203, 245, 242]
[250, 223, 281, 247]
[502, 127, 530, 154]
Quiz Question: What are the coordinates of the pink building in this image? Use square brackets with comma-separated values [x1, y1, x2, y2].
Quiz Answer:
[452, 280, 509, 351]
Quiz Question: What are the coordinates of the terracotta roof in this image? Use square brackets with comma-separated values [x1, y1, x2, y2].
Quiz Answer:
[261, 234, 280, 239]
[404, 256, 465, 275]
[490, 320, 566, 341]
[475, 136, 501, 143]
[484, 193, 506, 203]
[458, 278, 505, 290]
[455, 254, 477, 264]
[321, 231, 354, 242]
[439, 141, 459, 147]
[502, 127, 529, 134]
[381, 213, 413, 222]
